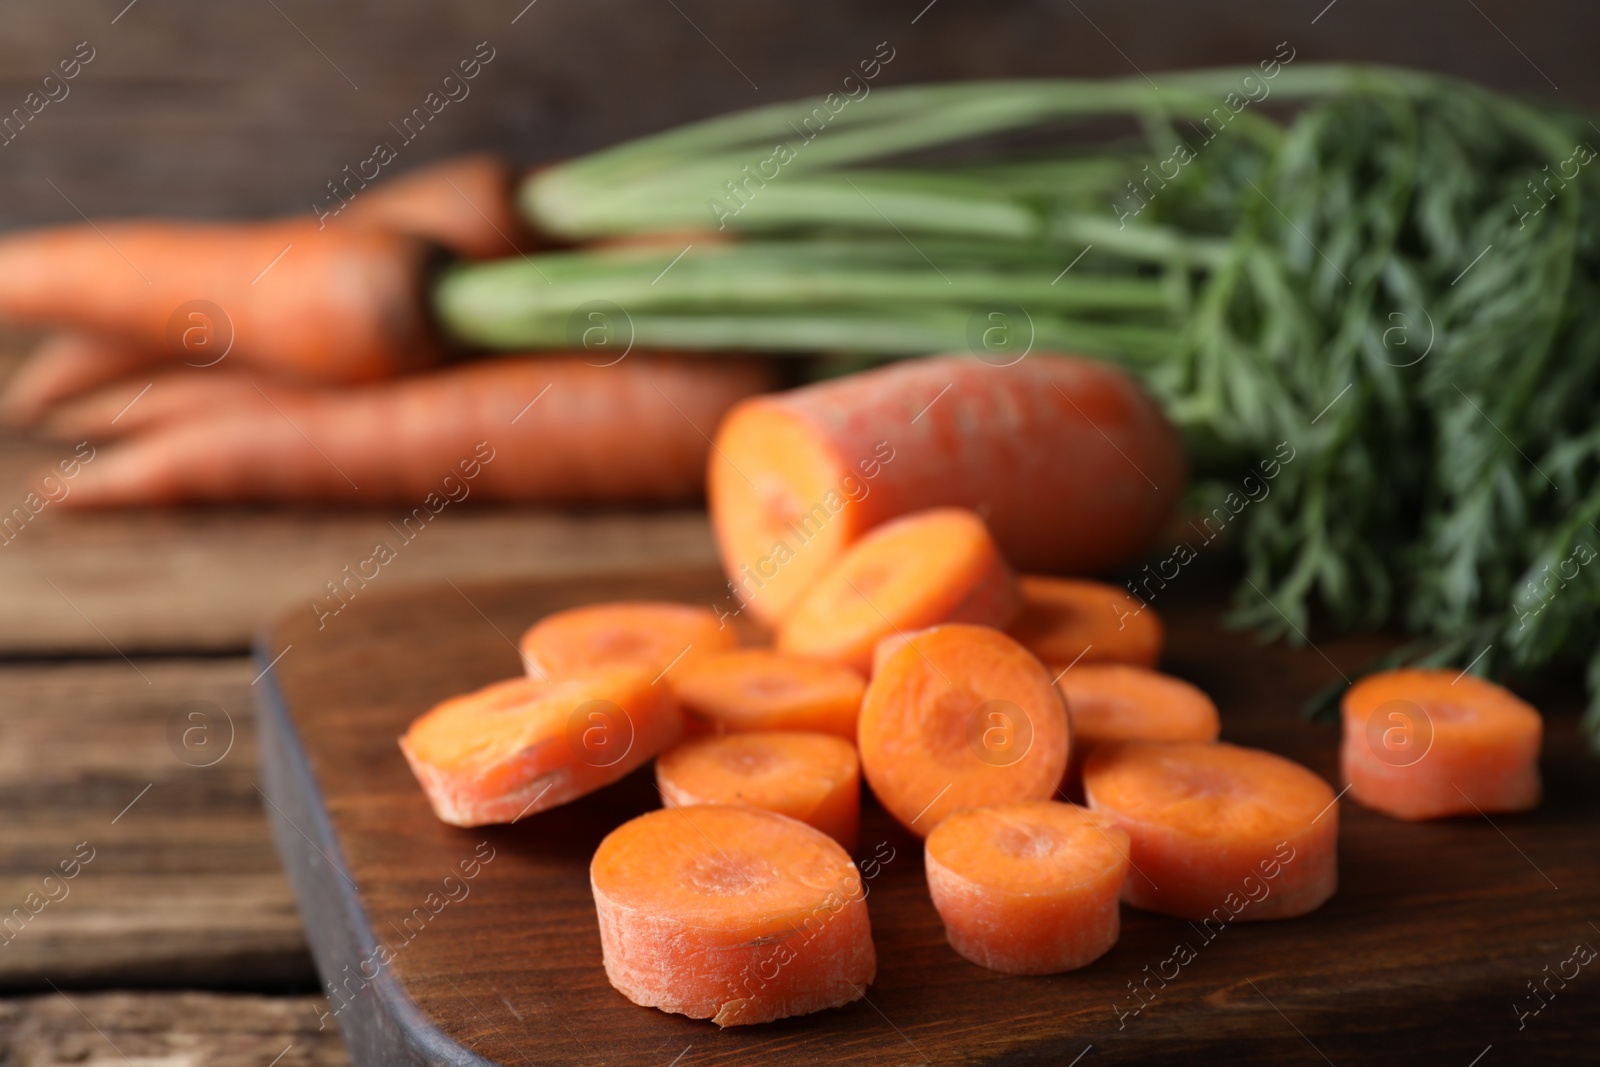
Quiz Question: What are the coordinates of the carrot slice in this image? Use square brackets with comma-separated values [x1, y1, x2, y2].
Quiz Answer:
[1084, 741, 1337, 921]
[591, 805, 875, 1026]
[519, 601, 737, 683]
[1009, 575, 1164, 670]
[925, 801, 1129, 974]
[1341, 668, 1542, 820]
[399, 668, 680, 826]
[656, 731, 861, 851]
[709, 354, 1185, 624]
[776, 508, 1021, 673]
[668, 648, 865, 739]
[1056, 665, 1219, 795]
[857, 623, 1068, 836]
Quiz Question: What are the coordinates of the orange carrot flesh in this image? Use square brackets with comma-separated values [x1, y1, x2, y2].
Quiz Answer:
[398, 667, 681, 827]
[1056, 664, 1219, 796]
[0, 220, 441, 385]
[857, 623, 1069, 836]
[1341, 668, 1542, 820]
[1084, 741, 1337, 921]
[776, 508, 1021, 673]
[519, 600, 736, 684]
[1009, 575, 1164, 670]
[655, 731, 861, 851]
[667, 648, 865, 739]
[924, 801, 1129, 975]
[590, 805, 875, 1026]
[710, 354, 1185, 624]
[52, 356, 775, 507]
[336, 154, 530, 260]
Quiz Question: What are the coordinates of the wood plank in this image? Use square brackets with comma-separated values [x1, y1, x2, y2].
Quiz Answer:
[0, 992, 348, 1066]
[259, 567, 1600, 1065]
[0, 496, 720, 655]
[0, 658, 314, 990]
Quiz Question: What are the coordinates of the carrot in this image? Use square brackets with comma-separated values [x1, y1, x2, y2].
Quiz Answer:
[520, 601, 736, 683]
[668, 648, 865, 739]
[1056, 665, 1219, 796]
[1084, 741, 1337, 921]
[857, 623, 1069, 836]
[656, 731, 861, 851]
[0, 220, 442, 386]
[0, 333, 169, 427]
[1341, 668, 1542, 820]
[709, 354, 1185, 624]
[336, 154, 532, 260]
[924, 801, 1129, 974]
[1009, 575, 1164, 670]
[399, 667, 680, 826]
[776, 508, 1022, 673]
[590, 804, 875, 1026]
[36, 370, 296, 440]
[52, 355, 775, 506]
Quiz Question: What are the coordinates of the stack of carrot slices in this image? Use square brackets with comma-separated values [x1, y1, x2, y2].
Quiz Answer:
[398, 501, 1545, 1028]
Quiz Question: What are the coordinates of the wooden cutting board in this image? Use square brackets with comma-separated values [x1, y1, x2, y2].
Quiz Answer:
[254, 566, 1599, 1066]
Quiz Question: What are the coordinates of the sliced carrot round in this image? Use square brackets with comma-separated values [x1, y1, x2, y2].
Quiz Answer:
[656, 731, 861, 851]
[399, 667, 680, 826]
[1084, 741, 1337, 921]
[1009, 575, 1164, 669]
[1056, 664, 1219, 796]
[668, 648, 865, 739]
[1341, 668, 1541, 821]
[518, 601, 736, 682]
[925, 801, 1129, 974]
[777, 508, 1021, 673]
[857, 623, 1068, 836]
[591, 805, 875, 1026]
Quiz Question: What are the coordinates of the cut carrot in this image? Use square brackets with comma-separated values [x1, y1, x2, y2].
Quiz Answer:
[1056, 665, 1219, 795]
[520, 600, 736, 683]
[1341, 668, 1542, 820]
[1084, 741, 1337, 921]
[924, 801, 1129, 974]
[656, 731, 861, 851]
[399, 667, 680, 827]
[668, 648, 865, 739]
[857, 623, 1068, 836]
[337, 154, 530, 260]
[52, 356, 774, 507]
[709, 354, 1185, 624]
[591, 805, 875, 1026]
[776, 508, 1021, 673]
[1009, 575, 1164, 670]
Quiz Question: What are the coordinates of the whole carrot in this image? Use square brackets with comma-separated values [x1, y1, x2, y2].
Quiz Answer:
[709, 354, 1186, 624]
[0, 219, 443, 386]
[0, 156, 528, 422]
[0, 332, 166, 427]
[37, 370, 299, 440]
[54, 355, 775, 506]
[335, 153, 532, 260]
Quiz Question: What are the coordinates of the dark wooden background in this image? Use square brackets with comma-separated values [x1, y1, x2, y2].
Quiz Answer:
[1, 1, 1596, 1063]
[0, 0, 1594, 226]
